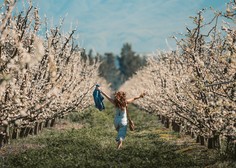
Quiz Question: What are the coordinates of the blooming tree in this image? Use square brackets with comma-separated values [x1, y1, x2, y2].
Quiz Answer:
[0, 1, 109, 146]
[121, 1, 236, 156]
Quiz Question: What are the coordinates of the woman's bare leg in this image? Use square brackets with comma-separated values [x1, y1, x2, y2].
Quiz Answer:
[117, 140, 122, 149]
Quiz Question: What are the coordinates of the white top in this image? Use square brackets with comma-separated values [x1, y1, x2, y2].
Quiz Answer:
[114, 107, 128, 125]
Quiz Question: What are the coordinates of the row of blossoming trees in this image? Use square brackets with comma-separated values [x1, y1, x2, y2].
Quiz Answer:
[121, 1, 236, 158]
[0, 1, 108, 147]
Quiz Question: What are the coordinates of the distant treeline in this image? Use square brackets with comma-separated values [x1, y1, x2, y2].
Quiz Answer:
[81, 43, 147, 90]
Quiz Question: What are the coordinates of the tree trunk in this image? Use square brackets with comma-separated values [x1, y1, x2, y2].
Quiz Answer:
[208, 138, 214, 149]
[45, 119, 50, 128]
[19, 127, 26, 138]
[234, 143, 236, 161]
[50, 118, 56, 127]
[4, 125, 10, 144]
[196, 135, 205, 145]
[161, 116, 165, 124]
[196, 135, 200, 143]
[24, 127, 32, 137]
[34, 122, 39, 135]
[172, 121, 180, 132]
[12, 127, 19, 139]
[165, 118, 170, 128]
[200, 136, 205, 145]
[29, 127, 34, 135]
[39, 122, 43, 131]
[213, 135, 221, 149]
[226, 136, 236, 160]
[0, 134, 5, 148]
[191, 131, 196, 139]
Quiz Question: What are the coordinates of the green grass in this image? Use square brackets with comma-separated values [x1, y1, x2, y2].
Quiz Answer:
[0, 102, 235, 168]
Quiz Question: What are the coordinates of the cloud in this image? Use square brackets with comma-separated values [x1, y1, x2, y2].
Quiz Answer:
[14, 0, 226, 55]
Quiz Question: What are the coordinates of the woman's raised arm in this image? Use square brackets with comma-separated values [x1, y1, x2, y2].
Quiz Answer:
[126, 93, 145, 104]
[100, 90, 114, 104]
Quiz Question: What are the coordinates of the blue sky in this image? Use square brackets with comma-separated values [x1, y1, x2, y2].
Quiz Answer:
[13, 0, 228, 55]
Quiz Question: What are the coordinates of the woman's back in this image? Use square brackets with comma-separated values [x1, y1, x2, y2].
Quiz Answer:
[115, 107, 127, 125]
[115, 107, 127, 117]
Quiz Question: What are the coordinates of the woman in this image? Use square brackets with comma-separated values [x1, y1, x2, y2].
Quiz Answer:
[99, 89, 145, 149]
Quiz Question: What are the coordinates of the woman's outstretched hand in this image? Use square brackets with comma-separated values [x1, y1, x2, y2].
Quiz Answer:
[139, 92, 146, 98]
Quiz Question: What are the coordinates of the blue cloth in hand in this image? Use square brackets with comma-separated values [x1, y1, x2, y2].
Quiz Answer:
[93, 89, 105, 111]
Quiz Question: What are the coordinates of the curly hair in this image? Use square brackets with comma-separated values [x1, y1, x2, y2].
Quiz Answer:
[114, 91, 127, 109]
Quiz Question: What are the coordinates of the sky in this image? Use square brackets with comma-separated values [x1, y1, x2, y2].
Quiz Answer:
[11, 0, 228, 55]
